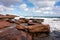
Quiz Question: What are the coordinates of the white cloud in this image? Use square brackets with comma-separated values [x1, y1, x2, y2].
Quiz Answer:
[6, 13, 19, 16]
[10, 5, 15, 7]
[43, 11, 54, 14]
[29, 6, 53, 14]
[24, 8, 29, 11]
[41, 7, 52, 10]
[0, 5, 14, 13]
[19, 4, 29, 11]
[6, 7, 14, 11]
[0, 0, 57, 16]
[53, 6, 60, 14]
[32, 8, 41, 13]
[35, 10, 41, 13]
[52, 0, 60, 15]
[36, 1, 55, 7]
[20, 4, 27, 9]
[43, 11, 49, 14]
[0, 5, 5, 12]
[0, 13, 3, 14]
[28, 0, 58, 15]
[0, 0, 22, 6]
[29, 0, 56, 8]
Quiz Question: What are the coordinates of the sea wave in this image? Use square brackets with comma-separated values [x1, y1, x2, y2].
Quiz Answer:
[42, 18, 60, 32]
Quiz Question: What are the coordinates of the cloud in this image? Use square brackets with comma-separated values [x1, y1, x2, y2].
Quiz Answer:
[34, 10, 41, 13]
[0, 0, 22, 6]
[19, 3, 29, 11]
[27, 0, 59, 16]
[29, 0, 56, 8]
[19, 4, 54, 15]
[20, 4, 27, 9]
[40, 7, 52, 11]
[6, 7, 14, 11]
[6, 13, 19, 16]
[0, 5, 14, 13]
[10, 5, 15, 8]
[0, 0, 59, 16]
[0, 5, 3, 11]
[52, 1, 60, 16]
[31, 8, 41, 13]
[0, 5, 5, 12]
[24, 8, 29, 11]
[18, 0, 60, 16]
[53, 6, 60, 14]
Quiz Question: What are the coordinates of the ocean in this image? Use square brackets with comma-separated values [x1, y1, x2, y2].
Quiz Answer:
[42, 18, 60, 32]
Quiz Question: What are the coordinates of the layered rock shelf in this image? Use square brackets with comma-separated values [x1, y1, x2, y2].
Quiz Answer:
[0, 14, 50, 40]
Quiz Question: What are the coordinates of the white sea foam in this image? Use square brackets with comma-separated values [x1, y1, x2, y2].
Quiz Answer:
[42, 18, 60, 32]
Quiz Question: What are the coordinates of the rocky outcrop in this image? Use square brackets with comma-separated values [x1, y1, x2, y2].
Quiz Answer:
[0, 14, 50, 40]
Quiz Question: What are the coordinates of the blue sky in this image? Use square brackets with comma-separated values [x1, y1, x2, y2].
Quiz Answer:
[0, 0, 60, 16]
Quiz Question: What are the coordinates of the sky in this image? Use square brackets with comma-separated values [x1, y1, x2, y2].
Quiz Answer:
[0, 0, 60, 16]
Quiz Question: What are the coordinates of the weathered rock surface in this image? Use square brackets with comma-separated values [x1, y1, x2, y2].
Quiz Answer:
[0, 14, 51, 40]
